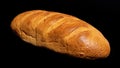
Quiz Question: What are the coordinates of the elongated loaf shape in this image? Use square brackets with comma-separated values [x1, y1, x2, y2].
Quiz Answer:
[11, 10, 110, 59]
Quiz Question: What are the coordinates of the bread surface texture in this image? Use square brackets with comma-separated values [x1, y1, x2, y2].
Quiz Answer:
[11, 10, 110, 59]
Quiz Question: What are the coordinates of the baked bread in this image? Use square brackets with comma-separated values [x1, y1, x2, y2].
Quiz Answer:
[11, 10, 110, 59]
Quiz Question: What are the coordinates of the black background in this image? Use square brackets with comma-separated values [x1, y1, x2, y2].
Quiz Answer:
[0, 0, 119, 67]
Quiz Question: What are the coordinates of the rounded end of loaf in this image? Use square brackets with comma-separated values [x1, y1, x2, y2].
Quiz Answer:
[80, 36, 110, 59]
[83, 34, 110, 59]
[83, 29, 110, 59]
[66, 28, 110, 59]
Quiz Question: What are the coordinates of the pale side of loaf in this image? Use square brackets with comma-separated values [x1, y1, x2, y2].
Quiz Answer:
[11, 10, 110, 59]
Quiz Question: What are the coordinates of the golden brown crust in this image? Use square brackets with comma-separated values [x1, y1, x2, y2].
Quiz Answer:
[11, 10, 110, 59]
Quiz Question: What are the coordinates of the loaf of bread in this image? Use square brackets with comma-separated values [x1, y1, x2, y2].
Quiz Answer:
[11, 10, 110, 59]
